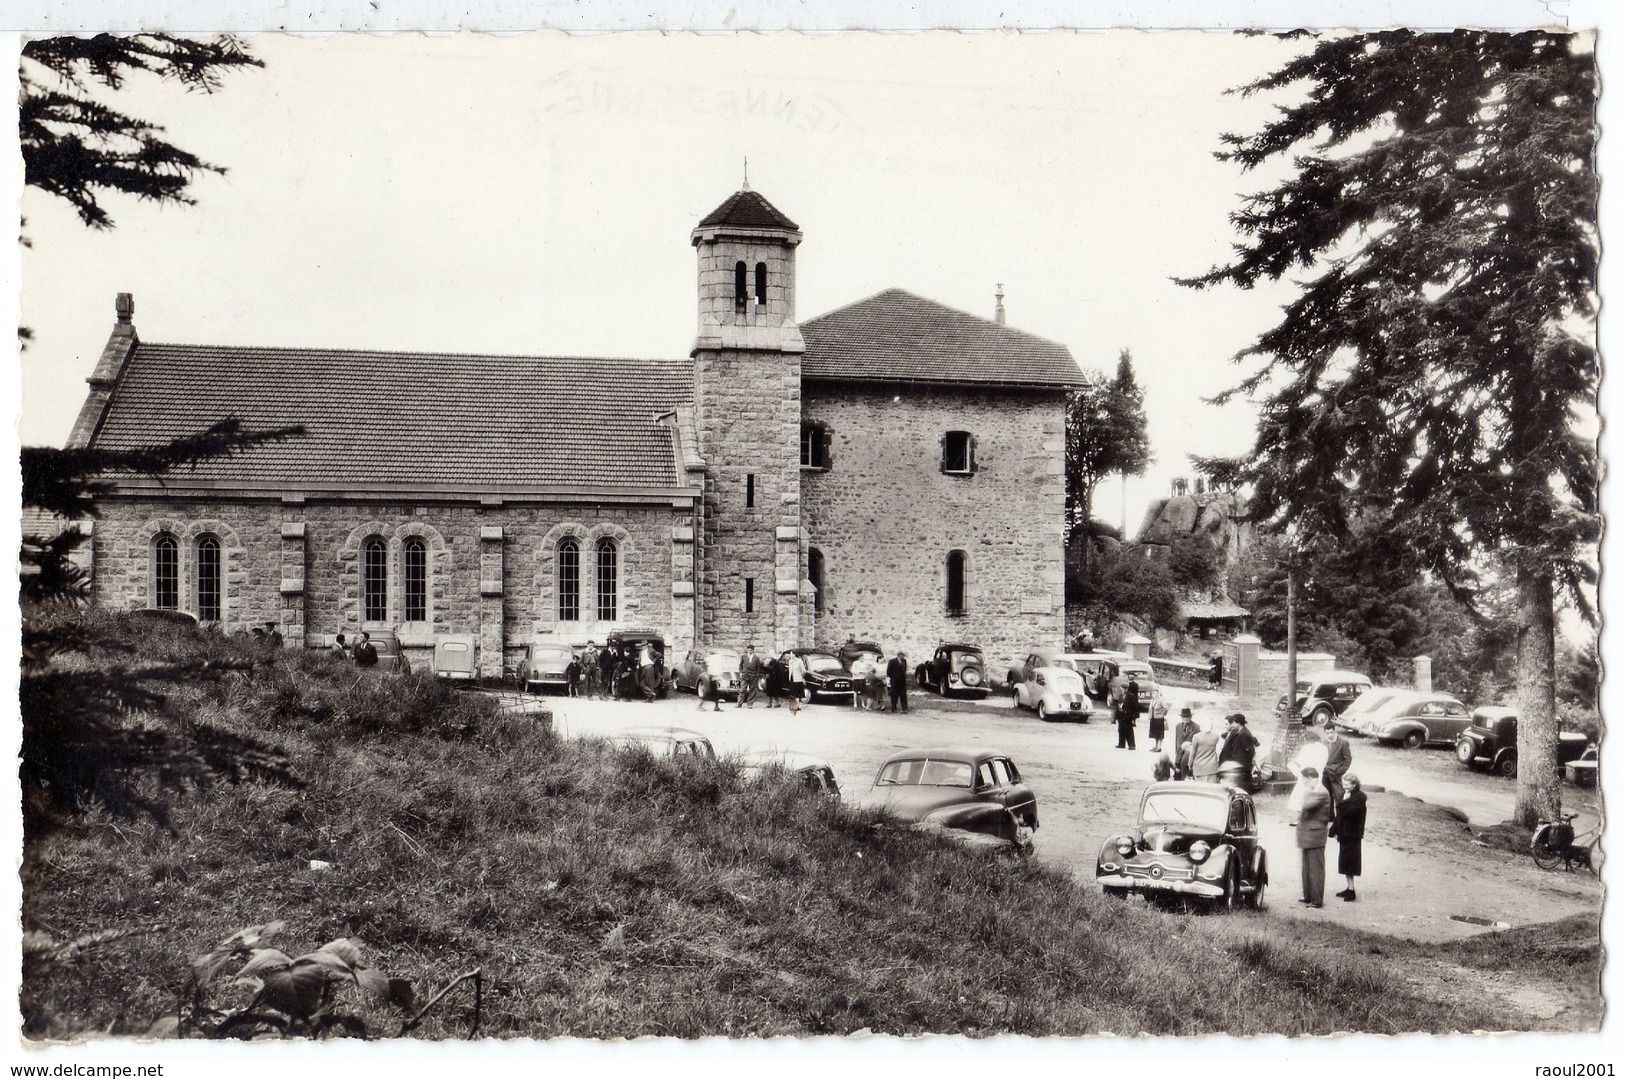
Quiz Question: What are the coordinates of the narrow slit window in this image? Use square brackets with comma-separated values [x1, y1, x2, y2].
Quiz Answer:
[946, 549, 967, 616]
[745, 473, 756, 509]
[754, 262, 768, 305]
[745, 577, 755, 614]
[808, 548, 825, 612]
[734, 261, 748, 308]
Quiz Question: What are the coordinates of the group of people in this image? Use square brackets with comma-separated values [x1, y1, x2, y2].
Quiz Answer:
[694, 645, 805, 714]
[330, 631, 378, 667]
[1150, 708, 1259, 785]
[564, 639, 667, 702]
[1289, 720, 1366, 907]
[849, 652, 913, 714]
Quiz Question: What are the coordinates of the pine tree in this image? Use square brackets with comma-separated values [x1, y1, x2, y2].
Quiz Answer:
[21, 33, 261, 230]
[1065, 351, 1153, 576]
[1183, 30, 1598, 827]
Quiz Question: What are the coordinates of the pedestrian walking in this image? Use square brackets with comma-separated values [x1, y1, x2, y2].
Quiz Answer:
[1331, 775, 1367, 902]
[785, 651, 806, 715]
[886, 651, 910, 714]
[1292, 766, 1334, 907]
[697, 658, 723, 712]
[739, 644, 763, 708]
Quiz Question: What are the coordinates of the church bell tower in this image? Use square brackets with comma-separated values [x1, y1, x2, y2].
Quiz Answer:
[690, 184, 806, 651]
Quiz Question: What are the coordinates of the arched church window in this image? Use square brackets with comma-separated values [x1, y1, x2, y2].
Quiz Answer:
[734, 261, 748, 308]
[363, 536, 388, 622]
[557, 538, 581, 622]
[596, 539, 619, 622]
[153, 534, 179, 611]
[403, 538, 427, 623]
[196, 534, 222, 622]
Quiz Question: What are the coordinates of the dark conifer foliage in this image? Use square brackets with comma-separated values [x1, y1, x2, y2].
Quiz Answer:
[1185, 30, 1598, 826]
[21, 33, 261, 229]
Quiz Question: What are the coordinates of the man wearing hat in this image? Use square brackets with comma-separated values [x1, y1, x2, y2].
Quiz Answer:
[1219, 713, 1258, 783]
[738, 644, 763, 709]
[1173, 707, 1200, 779]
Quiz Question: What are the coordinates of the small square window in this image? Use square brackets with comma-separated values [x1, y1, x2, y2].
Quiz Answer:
[942, 431, 974, 474]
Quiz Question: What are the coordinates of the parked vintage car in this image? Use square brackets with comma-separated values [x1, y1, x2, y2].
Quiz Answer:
[862, 746, 1038, 851]
[1455, 707, 1591, 778]
[1275, 670, 1374, 725]
[1010, 651, 1092, 721]
[738, 749, 841, 799]
[609, 726, 717, 759]
[1351, 691, 1473, 749]
[673, 648, 744, 699]
[787, 648, 859, 703]
[1096, 781, 1268, 910]
[916, 642, 990, 698]
[431, 633, 479, 680]
[603, 628, 671, 699]
[837, 640, 885, 672]
[1105, 659, 1169, 724]
[1331, 686, 1412, 734]
[1069, 650, 1131, 702]
[520, 638, 576, 694]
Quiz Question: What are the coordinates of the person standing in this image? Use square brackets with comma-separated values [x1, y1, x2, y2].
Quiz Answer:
[1292, 766, 1334, 907]
[785, 651, 806, 715]
[1115, 675, 1141, 750]
[764, 653, 785, 708]
[1331, 775, 1367, 901]
[1187, 716, 1222, 783]
[1146, 695, 1166, 753]
[1320, 720, 1354, 810]
[1219, 714, 1258, 784]
[696, 656, 723, 712]
[581, 641, 600, 699]
[330, 632, 350, 660]
[1208, 651, 1225, 689]
[739, 644, 763, 708]
[352, 631, 378, 669]
[638, 641, 660, 702]
[850, 652, 874, 712]
[886, 651, 910, 714]
[1173, 707, 1200, 780]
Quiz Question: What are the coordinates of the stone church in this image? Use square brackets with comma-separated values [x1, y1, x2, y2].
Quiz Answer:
[68, 186, 1083, 677]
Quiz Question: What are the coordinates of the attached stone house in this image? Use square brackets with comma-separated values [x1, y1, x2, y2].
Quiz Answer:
[67, 187, 1082, 676]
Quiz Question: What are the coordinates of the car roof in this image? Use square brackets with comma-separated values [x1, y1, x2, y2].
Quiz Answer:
[789, 647, 838, 656]
[1303, 670, 1372, 683]
[1473, 705, 1519, 720]
[842, 640, 883, 650]
[879, 746, 1009, 766]
[738, 749, 834, 770]
[938, 642, 984, 652]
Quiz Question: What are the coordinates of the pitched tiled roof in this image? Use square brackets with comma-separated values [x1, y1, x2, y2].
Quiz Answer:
[1179, 600, 1251, 620]
[89, 344, 693, 494]
[697, 189, 800, 231]
[800, 289, 1083, 388]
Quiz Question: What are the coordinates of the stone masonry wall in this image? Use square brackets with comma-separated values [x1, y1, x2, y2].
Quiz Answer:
[89, 496, 692, 678]
[800, 384, 1068, 681]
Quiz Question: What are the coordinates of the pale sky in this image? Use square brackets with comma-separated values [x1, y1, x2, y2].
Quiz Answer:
[17, 30, 1308, 532]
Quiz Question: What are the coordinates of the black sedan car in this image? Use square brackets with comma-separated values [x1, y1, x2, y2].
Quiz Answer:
[1096, 782, 1268, 910]
[1455, 706, 1591, 777]
[787, 648, 858, 704]
[860, 746, 1038, 852]
[916, 642, 990, 699]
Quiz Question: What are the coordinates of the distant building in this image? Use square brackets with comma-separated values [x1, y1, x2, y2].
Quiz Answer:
[67, 187, 1082, 675]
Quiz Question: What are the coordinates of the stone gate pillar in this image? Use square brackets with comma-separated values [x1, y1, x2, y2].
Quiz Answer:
[1230, 634, 1260, 698]
[1413, 655, 1433, 693]
[1122, 634, 1151, 662]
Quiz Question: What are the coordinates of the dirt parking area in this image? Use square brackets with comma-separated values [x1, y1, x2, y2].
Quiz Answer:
[527, 682, 1602, 945]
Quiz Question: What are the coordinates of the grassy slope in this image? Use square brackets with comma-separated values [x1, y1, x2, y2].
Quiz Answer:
[20, 613, 1593, 1039]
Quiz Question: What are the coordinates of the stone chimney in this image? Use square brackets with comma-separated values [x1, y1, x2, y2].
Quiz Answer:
[994, 284, 1006, 325]
[66, 293, 139, 448]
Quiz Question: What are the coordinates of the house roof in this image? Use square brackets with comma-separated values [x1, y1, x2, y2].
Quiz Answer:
[1179, 600, 1251, 621]
[800, 289, 1083, 388]
[88, 343, 695, 495]
[697, 189, 800, 232]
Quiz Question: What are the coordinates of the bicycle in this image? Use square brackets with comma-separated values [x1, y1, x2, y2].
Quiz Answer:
[1531, 811, 1602, 875]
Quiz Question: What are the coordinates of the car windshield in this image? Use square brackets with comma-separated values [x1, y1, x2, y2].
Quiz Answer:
[803, 654, 842, 673]
[1140, 792, 1228, 831]
[875, 757, 974, 788]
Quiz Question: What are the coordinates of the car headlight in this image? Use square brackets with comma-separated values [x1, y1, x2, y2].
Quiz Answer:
[1188, 841, 1212, 864]
[1115, 836, 1136, 857]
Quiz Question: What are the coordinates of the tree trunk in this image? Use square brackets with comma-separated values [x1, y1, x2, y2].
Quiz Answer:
[1512, 565, 1560, 829]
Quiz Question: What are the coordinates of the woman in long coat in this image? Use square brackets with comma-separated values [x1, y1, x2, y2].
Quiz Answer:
[1147, 701, 1166, 753]
[1331, 774, 1367, 901]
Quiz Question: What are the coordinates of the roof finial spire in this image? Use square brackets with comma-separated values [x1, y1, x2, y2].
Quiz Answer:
[742, 156, 750, 191]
